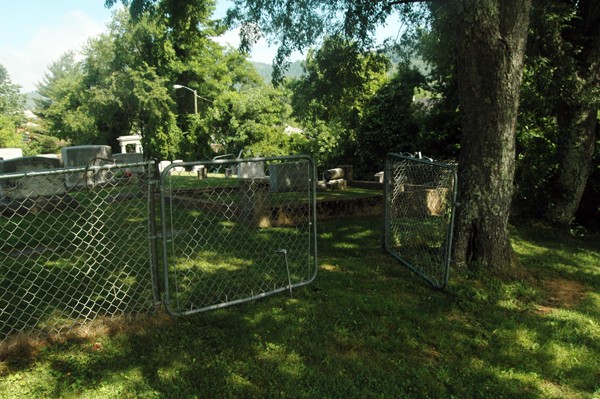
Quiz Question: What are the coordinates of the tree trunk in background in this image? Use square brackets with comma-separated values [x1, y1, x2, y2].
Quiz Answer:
[544, 0, 600, 228]
[546, 106, 597, 227]
[452, 0, 531, 272]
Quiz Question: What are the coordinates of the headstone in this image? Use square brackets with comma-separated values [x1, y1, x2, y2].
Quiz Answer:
[171, 160, 185, 173]
[38, 154, 60, 159]
[0, 156, 64, 199]
[268, 161, 309, 192]
[192, 165, 207, 179]
[238, 161, 266, 179]
[159, 161, 172, 174]
[327, 178, 347, 191]
[323, 168, 344, 182]
[112, 153, 144, 164]
[112, 153, 145, 176]
[397, 187, 449, 217]
[238, 179, 271, 227]
[117, 134, 142, 154]
[0, 148, 23, 160]
[62, 145, 112, 187]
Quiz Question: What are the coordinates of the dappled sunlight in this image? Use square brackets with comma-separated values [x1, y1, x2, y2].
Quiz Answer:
[1, 215, 598, 398]
[256, 342, 305, 378]
[319, 263, 340, 272]
[333, 242, 359, 250]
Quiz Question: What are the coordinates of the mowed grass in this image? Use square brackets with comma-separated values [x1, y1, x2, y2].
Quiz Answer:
[0, 216, 599, 398]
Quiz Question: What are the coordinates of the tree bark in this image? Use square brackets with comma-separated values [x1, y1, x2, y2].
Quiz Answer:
[546, 106, 597, 227]
[544, 0, 600, 228]
[452, 0, 531, 272]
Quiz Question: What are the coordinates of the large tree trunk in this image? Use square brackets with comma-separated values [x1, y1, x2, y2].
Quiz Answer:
[545, 106, 598, 227]
[452, 0, 531, 272]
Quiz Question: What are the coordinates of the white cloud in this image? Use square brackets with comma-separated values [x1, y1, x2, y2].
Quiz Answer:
[2, 10, 107, 93]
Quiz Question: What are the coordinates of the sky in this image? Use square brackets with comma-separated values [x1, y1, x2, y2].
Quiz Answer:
[1, 1, 402, 93]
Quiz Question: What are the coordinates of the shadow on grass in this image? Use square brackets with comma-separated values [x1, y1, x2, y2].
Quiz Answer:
[0, 216, 598, 398]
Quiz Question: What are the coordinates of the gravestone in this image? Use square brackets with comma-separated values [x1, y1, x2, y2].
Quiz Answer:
[238, 179, 271, 227]
[192, 165, 207, 179]
[117, 134, 142, 154]
[397, 185, 449, 217]
[0, 156, 64, 199]
[159, 160, 172, 173]
[268, 161, 309, 193]
[62, 145, 112, 187]
[113, 153, 145, 175]
[171, 160, 185, 173]
[238, 161, 266, 179]
[327, 178, 347, 191]
[0, 148, 23, 160]
[323, 168, 344, 182]
[112, 153, 144, 164]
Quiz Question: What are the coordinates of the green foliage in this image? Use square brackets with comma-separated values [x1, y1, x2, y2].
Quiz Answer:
[356, 67, 425, 175]
[35, 52, 99, 144]
[290, 36, 389, 127]
[0, 65, 30, 152]
[287, 36, 390, 169]
[513, 0, 600, 225]
[35, 3, 267, 161]
[205, 85, 293, 157]
[0, 64, 25, 127]
[25, 133, 65, 155]
[226, 0, 421, 82]
[296, 119, 346, 169]
[0, 115, 22, 148]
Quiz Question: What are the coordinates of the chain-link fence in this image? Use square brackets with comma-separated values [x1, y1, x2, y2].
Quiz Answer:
[159, 156, 318, 315]
[0, 155, 318, 341]
[384, 153, 458, 289]
[0, 161, 158, 342]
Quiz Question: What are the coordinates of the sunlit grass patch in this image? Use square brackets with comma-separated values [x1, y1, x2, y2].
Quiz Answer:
[1, 215, 599, 398]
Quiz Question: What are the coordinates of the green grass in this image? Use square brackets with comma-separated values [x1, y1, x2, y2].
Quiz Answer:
[1, 216, 599, 398]
[167, 172, 381, 202]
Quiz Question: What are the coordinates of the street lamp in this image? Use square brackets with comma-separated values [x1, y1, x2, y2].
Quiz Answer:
[173, 84, 198, 114]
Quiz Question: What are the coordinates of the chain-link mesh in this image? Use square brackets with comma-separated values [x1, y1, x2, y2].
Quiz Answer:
[160, 156, 317, 315]
[0, 161, 157, 342]
[384, 154, 457, 289]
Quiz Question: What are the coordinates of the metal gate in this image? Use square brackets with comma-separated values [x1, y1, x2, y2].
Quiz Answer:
[384, 153, 458, 289]
[159, 156, 318, 316]
[0, 155, 317, 341]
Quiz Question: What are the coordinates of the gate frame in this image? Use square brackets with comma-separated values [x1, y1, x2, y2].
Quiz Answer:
[157, 155, 318, 316]
[383, 153, 458, 289]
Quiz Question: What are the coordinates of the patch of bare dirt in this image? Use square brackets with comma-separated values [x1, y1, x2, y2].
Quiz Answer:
[535, 277, 587, 314]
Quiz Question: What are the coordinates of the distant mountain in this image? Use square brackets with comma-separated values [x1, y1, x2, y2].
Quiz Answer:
[251, 60, 304, 83]
[25, 91, 43, 109]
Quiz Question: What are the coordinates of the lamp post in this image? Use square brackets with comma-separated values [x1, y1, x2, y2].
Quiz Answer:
[173, 84, 198, 114]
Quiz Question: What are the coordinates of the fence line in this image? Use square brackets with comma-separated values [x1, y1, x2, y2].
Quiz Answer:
[0, 162, 157, 341]
[0, 156, 318, 341]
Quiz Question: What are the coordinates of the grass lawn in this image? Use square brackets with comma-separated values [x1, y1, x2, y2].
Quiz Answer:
[0, 216, 598, 398]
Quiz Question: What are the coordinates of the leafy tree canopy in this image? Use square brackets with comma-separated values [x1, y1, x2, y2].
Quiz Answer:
[0, 64, 26, 126]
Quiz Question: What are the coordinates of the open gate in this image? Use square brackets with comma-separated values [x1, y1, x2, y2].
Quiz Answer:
[158, 156, 318, 315]
[0, 156, 318, 341]
[384, 153, 458, 289]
